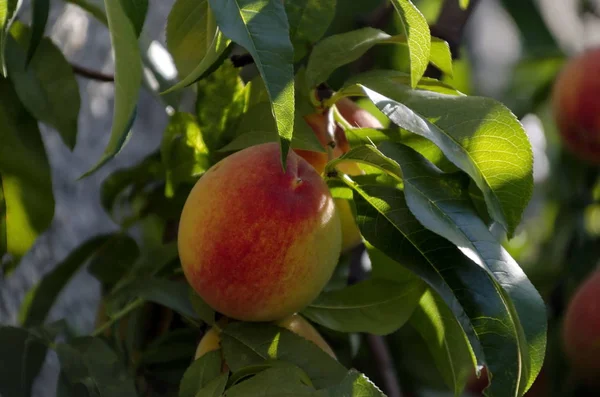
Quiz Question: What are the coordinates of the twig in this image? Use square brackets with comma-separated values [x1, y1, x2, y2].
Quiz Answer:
[230, 53, 254, 68]
[366, 334, 403, 397]
[71, 63, 114, 82]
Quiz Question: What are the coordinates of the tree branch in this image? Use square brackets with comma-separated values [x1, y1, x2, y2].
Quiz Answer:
[366, 334, 403, 397]
[430, 0, 481, 59]
[71, 63, 114, 82]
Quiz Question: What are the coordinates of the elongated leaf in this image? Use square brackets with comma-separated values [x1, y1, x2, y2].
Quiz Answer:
[389, 0, 431, 87]
[189, 290, 216, 326]
[7, 22, 80, 149]
[221, 322, 347, 389]
[195, 60, 249, 152]
[226, 366, 315, 396]
[317, 369, 385, 397]
[180, 350, 223, 397]
[410, 289, 476, 396]
[195, 373, 228, 397]
[0, 326, 50, 397]
[341, 175, 524, 395]
[305, 28, 397, 89]
[381, 142, 546, 393]
[0, 78, 54, 265]
[302, 278, 425, 335]
[160, 112, 210, 197]
[19, 235, 112, 327]
[430, 37, 453, 77]
[208, 0, 295, 166]
[337, 82, 533, 238]
[57, 337, 137, 396]
[119, 0, 147, 37]
[88, 234, 139, 285]
[286, 0, 336, 61]
[0, 0, 21, 76]
[26, 0, 49, 64]
[166, 0, 230, 83]
[83, 0, 142, 177]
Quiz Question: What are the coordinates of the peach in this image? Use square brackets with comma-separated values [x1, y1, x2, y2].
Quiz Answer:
[563, 271, 600, 381]
[296, 98, 383, 251]
[195, 314, 336, 360]
[552, 48, 600, 164]
[178, 143, 341, 322]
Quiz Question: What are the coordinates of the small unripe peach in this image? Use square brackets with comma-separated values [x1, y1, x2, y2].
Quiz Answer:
[552, 48, 600, 164]
[195, 314, 336, 360]
[178, 143, 341, 322]
[563, 271, 600, 380]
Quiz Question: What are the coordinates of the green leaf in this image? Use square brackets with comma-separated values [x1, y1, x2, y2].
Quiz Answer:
[88, 234, 140, 286]
[108, 278, 199, 319]
[56, 337, 137, 396]
[65, 0, 108, 25]
[327, 144, 402, 178]
[409, 289, 476, 396]
[7, 22, 80, 149]
[459, 0, 469, 10]
[343, 177, 525, 394]
[160, 112, 210, 198]
[303, 278, 425, 335]
[26, 0, 49, 64]
[343, 83, 533, 238]
[0, 77, 54, 265]
[305, 28, 398, 89]
[0, 326, 51, 397]
[285, 0, 336, 61]
[225, 366, 315, 397]
[389, 0, 431, 87]
[166, 0, 230, 83]
[0, 0, 21, 76]
[179, 350, 223, 397]
[380, 142, 546, 393]
[317, 369, 385, 397]
[344, 69, 463, 96]
[119, 0, 147, 37]
[430, 37, 453, 77]
[19, 235, 112, 327]
[82, 0, 142, 177]
[189, 290, 216, 326]
[221, 322, 347, 389]
[194, 373, 228, 397]
[208, 0, 295, 167]
[195, 60, 249, 152]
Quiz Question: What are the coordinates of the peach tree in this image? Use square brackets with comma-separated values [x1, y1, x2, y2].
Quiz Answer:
[0, 0, 552, 396]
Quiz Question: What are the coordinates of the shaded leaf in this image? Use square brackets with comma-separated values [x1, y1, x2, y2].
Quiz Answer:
[317, 369, 385, 397]
[221, 322, 347, 389]
[0, 0, 21, 76]
[19, 235, 112, 327]
[303, 278, 425, 335]
[194, 373, 228, 397]
[26, 0, 49, 64]
[0, 326, 50, 397]
[410, 289, 476, 396]
[56, 337, 137, 396]
[165, 0, 230, 85]
[7, 22, 80, 149]
[88, 234, 140, 286]
[0, 77, 54, 266]
[389, 0, 431, 87]
[189, 290, 216, 326]
[339, 82, 533, 238]
[226, 366, 314, 396]
[160, 112, 210, 197]
[83, 0, 142, 177]
[180, 350, 223, 397]
[285, 0, 336, 61]
[209, 0, 295, 166]
[380, 142, 546, 393]
[119, 0, 147, 37]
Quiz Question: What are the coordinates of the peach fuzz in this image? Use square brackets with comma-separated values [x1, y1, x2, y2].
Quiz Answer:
[178, 143, 341, 322]
[552, 48, 600, 164]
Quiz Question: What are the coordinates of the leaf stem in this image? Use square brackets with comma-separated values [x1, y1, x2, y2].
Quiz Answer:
[71, 63, 114, 82]
[91, 298, 144, 337]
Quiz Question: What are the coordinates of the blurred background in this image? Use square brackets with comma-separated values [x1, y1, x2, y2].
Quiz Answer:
[1, 0, 599, 395]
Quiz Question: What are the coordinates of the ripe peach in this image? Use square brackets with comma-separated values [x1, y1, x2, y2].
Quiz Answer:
[296, 98, 383, 251]
[195, 314, 336, 360]
[552, 48, 600, 164]
[563, 271, 600, 380]
[178, 143, 341, 322]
